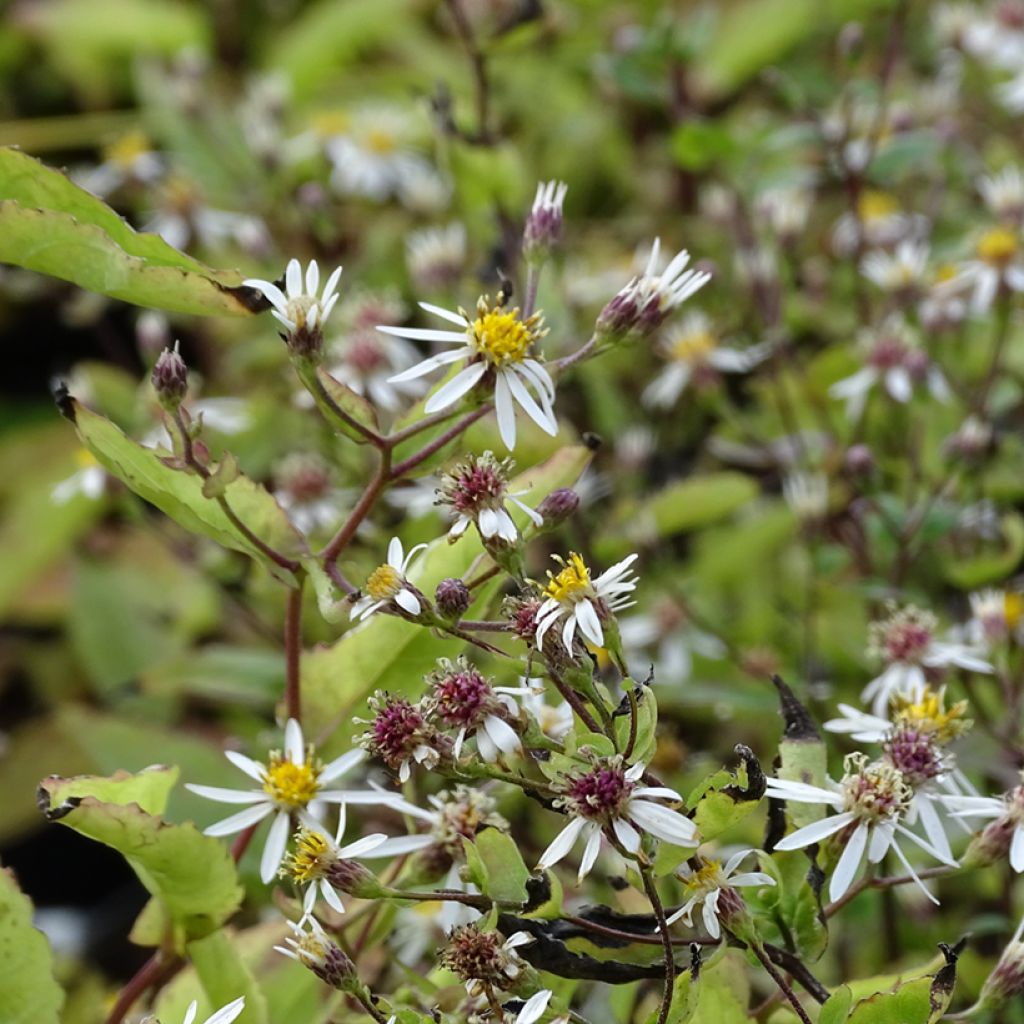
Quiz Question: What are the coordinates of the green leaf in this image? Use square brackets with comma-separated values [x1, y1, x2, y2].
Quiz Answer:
[39, 764, 178, 816]
[614, 684, 658, 766]
[302, 446, 592, 750]
[0, 869, 64, 1024]
[0, 147, 255, 315]
[474, 828, 530, 905]
[70, 400, 307, 584]
[39, 769, 243, 945]
[752, 851, 828, 962]
[687, 748, 763, 842]
[188, 929, 269, 1024]
[847, 976, 933, 1024]
[293, 361, 380, 445]
[656, 952, 749, 1024]
[669, 120, 737, 171]
[819, 986, 853, 1024]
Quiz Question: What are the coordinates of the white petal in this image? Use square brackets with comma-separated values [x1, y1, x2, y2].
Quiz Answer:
[321, 747, 366, 783]
[184, 1000, 199, 1024]
[361, 834, 436, 858]
[484, 715, 522, 755]
[387, 347, 468, 382]
[260, 810, 292, 883]
[424, 362, 487, 413]
[612, 816, 642, 853]
[505, 367, 557, 435]
[285, 719, 305, 763]
[573, 599, 605, 648]
[322, 266, 343, 305]
[773, 810, 856, 850]
[419, 301, 469, 326]
[1012, 826, 1024, 872]
[829, 822, 868, 901]
[286, 259, 302, 297]
[702, 889, 722, 939]
[203, 802, 274, 837]
[631, 787, 682, 801]
[185, 784, 268, 804]
[516, 990, 553, 1024]
[538, 817, 588, 869]
[322, 881, 346, 914]
[494, 371, 518, 450]
[223, 750, 267, 783]
[561, 612, 578, 652]
[205, 996, 247, 1024]
[578, 822, 603, 881]
[377, 325, 469, 342]
[395, 589, 421, 615]
[626, 799, 698, 845]
[915, 796, 953, 864]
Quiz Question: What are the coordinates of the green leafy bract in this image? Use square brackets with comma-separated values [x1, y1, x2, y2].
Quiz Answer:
[70, 399, 308, 585]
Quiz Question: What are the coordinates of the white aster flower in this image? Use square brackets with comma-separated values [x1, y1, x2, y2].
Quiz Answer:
[642, 311, 771, 409]
[185, 718, 382, 883]
[598, 239, 712, 338]
[949, 225, 1024, 313]
[244, 258, 343, 335]
[832, 190, 922, 256]
[829, 317, 950, 420]
[755, 185, 813, 243]
[967, 589, 1024, 647]
[664, 850, 775, 937]
[861, 240, 930, 293]
[863, 603, 992, 716]
[510, 678, 574, 741]
[782, 471, 829, 524]
[177, 997, 246, 1024]
[535, 552, 638, 652]
[979, 165, 1024, 223]
[406, 222, 467, 292]
[538, 759, 699, 882]
[350, 536, 427, 620]
[510, 990, 556, 1024]
[942, 778, 1024, 871]
[380, 296, 556, 451]
[280, 806, 388, 915]
[74, 131, 163, 198]
[436, 451, 542, 544]
[768, 753, 957, 902]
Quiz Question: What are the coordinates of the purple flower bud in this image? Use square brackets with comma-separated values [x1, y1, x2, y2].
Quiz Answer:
[537, 487, 579, 526]
[844, 443, 875, 477]
[151, 343, 188, 411]
[523, 180, 568, 263]
[435, 577, 471, 619]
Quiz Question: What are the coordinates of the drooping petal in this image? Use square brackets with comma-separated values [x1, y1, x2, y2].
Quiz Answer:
[829, 821, 868, 901]
[424, 362, 487, 413]
[494, 370, 518, 451]
[395, 589, 422, 616]
[1012, 825, 1024, 872]
[537, 816, 587, 869]
[612, 815, 642, 853]
[578, 822, 603, 881]
[515, 989, 553, 1024]
[626, 799, 699, 846]
[484, 715, 522, 755]
[260, 810, 292, 883]
[574, 598, 605, 648]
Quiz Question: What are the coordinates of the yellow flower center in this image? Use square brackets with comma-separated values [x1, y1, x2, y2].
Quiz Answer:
[103, 131, 151, 168]
[892, 688, 969, 743]
[75, 449, 98, 469]
[935, 263, 958, 284]
[365, 128, 397, 154]
[284, 828, 332, 883]
[669, 329, 717, 363]
[858, 190, 899, 223]
[545, 553, 592, 604]
[684, 859, 724, 895]
[262, 753, 321, 808]
[286, 294, 316, 329]
[978, 226, 1019, 266]
[471, 308, 535, 367]
[1006, 592, 1024, 631]
[367, 563, 402, 601]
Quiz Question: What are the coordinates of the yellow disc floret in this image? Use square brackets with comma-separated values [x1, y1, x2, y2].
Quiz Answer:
[684, 859, 725, 895]
[366, 564, 402, 601]
[892, 688, 970, 744]
[1006, 591, 1024, 632]
[669, 328, 717, 364]
[545, 553, 592, 604]
[469, 298, 546, 367]
[103, 131, 151, 168]
[858, 190, 899, 223]
[977, 226, 1019, 266]
[262, 752, 322, 808]
[365, 128, 397, 154]
[283, 827, 332, 883]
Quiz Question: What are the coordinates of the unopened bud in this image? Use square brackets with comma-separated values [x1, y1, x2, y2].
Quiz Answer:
[435, 577, 471, 619]
[523, 180, 568, 264]
[276, 918, 359, 991]
[325, 857, 385, 900]
[151, 343, 188, 411]
[537, 488, 579, 527]
[844, 443, 875, 478]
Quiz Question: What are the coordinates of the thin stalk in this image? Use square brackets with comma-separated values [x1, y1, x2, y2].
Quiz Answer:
[388, 407, 489, 479]
[640, 867, 675, 1024]
[749, 943, 814, 1024]
[321, 451, 391, 565]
